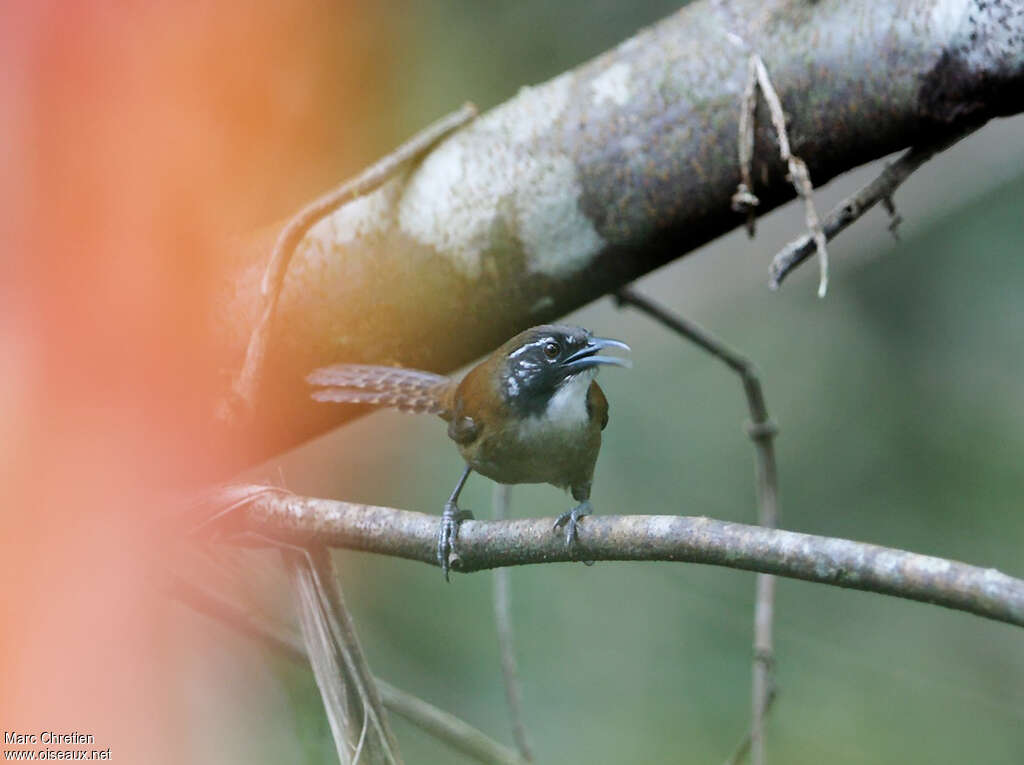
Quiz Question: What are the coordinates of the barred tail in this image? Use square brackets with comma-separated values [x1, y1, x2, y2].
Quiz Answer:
[306, 364, 452, 416]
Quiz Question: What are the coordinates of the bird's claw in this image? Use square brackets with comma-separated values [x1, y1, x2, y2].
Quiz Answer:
[553, 501, 592, 557]
[438, 502, 473, 581]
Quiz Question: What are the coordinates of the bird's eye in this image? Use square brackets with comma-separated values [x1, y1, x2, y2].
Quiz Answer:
[543, 341, 560, 359]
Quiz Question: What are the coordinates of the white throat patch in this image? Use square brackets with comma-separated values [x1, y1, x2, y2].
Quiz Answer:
[541, 368, 596, 428]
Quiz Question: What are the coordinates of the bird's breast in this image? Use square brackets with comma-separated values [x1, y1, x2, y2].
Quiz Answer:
[458, 372, 601, 489]
[516, 374, 592, 438]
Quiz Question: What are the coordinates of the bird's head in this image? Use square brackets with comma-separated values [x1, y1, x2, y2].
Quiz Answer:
[496, 324, 630, 413]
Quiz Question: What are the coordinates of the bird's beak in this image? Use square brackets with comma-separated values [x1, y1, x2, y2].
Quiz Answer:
[564, 336, 633, 372]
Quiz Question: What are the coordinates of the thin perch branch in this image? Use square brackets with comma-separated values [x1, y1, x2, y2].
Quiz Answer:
[203, 487, 1024, 629]
[226, 103, 477, 417]
[615, 288, 779, 765]
[491, 485, 533, 762]
[768, 124, 983, 289]
[162, 571, 526, 765]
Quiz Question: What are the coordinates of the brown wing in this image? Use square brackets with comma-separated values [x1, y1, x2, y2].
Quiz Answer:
[443, 354, 505, 446]
[447, 414, 480, 445]
[587, 381, 609, 430]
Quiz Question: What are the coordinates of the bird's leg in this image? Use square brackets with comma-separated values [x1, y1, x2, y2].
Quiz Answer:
[553, 485, 592, 553]
[439, 464, 474, 581]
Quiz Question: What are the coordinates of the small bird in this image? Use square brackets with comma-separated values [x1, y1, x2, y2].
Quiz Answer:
[307, 324, 631, 579]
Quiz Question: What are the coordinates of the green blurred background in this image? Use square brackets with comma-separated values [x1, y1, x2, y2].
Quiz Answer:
[181, 2, 1024, 762]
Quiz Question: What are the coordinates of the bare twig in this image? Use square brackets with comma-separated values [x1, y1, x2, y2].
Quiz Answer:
[162, 571, 526, 765]
[204, 486, 1024, 629]
[749, 572, 776, 765]
[491, 485, 533, 762]
[285, 545, 402, 764]
[380, 679, 524, 765]
[226, 102, 477, 418]
[615, 288, 780, 765]
[723, 687, 778, 765]
[881, 194, 902, 239]
[749, 55, 830, 297]
[731, 56, 760, 237]
[768, 125, 982, 290]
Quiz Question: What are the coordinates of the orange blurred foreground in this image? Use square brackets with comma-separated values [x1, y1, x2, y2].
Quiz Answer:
[0, 1, 386, 760]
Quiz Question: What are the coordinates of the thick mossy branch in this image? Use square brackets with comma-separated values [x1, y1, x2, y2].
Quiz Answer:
[210, 0, 1024, 471]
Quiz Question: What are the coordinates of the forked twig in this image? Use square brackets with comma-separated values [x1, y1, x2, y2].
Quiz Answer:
[753, 56, 829, 297]
[768, 125, 982, 290]
[226, 103, 477, 419]
[615, 287, 779, 765]
[492, 485, 534, 762]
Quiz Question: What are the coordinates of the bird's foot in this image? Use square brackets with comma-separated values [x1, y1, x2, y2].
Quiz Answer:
[438, 502, 474, 581]
[553, 500, 592, 559]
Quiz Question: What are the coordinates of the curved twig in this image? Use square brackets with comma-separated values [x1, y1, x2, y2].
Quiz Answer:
[226, 103, 477, 417]
[615, 288, 779, 765]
